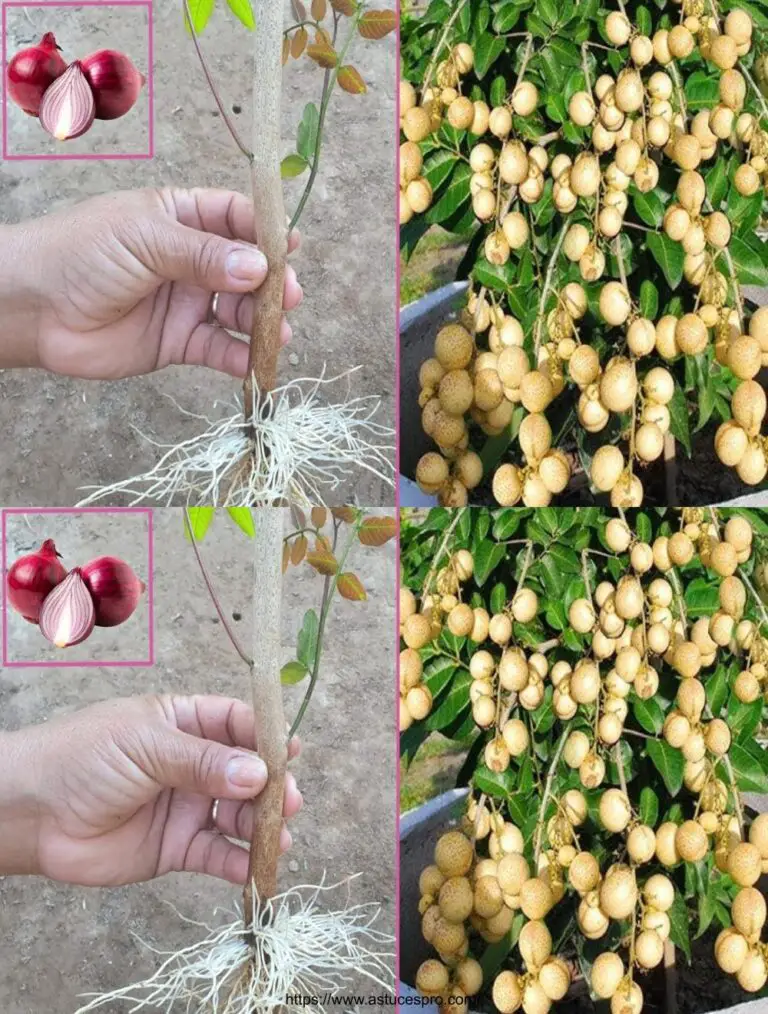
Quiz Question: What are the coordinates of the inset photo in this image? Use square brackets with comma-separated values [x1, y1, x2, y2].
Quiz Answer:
[2, 1, 153, 160]
[2, 508, 153, 666]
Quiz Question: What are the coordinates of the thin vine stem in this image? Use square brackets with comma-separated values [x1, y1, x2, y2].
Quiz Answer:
[184, 509, 252, 667]
[419, 0, 469, 103]
[288, 11, 346, 231]
[534, 726, 571, 864]
[421, 508, 466, 601]
[182, 0, 252, 160]
[288, 518, 360, 737]
[534, 220, 571, 356]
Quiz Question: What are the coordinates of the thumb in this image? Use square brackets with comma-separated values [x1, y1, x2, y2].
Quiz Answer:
[148, 729, 269, 799]
[148, 222, 270, 293]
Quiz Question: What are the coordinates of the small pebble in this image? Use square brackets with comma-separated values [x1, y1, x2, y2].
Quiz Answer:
[288, 352, 299, 366]
[288, 860, 299, 873]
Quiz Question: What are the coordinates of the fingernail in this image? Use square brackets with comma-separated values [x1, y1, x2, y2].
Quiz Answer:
[227, 754, 267, 788]
[226, 247, 267, 282]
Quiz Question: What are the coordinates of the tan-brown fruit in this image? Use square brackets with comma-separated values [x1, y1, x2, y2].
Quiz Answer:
[656, 821, 681, 866]
[406, 685, 433, 720]
[455, 450, 483, 490]
[711, 33, 739, 70]
[737, 952, 768, 993]
[600, 789, 632, 834]
[520, 877, 555, 920]
[600, 357, 637, 412]
[676, 820, 709, 862]
[715, 421, 749, 465]
[600, 864, 637, 920]
[735, 163, 761, 196]
[402, 612, 433, 650]
[628, 825, 657, 864]
[676, 314, 709, 356]
[728, 842, 763, 887]
[492, 971, 523, 1014]
[402, 105, 433, 143]
[512, 81, 538, 116]
[580, 751, 606, 789]
[606, 10, 631, 45]
[520, 371, 554, 413]
[438, 875, 474, 923]
[438, 369, 473, 416]
[493, 464, 523, 507]
[710, 540, 738, 577]
[732, 885, 768, 939]
[518, 919, 553, 971]
[669, 24, 695, 58]
[591, 951, 625, 1000]
[415, 452, 450, 495]
[599, 282, 632, 328]
[416, 959, 450, 996]
[435, 324, 474, 370]
[435, 830, 474, 878]
[636, 929, 665, 969]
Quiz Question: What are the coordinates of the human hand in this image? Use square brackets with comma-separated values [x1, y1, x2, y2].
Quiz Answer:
[0, 694, 301, 886]
[1, 187, 302, 380]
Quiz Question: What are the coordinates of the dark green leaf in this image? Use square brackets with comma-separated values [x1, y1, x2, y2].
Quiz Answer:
[647, 232, 684, 289]
[646, 739, 684, 796]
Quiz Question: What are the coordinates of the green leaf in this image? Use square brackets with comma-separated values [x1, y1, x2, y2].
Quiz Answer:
[184, 507, 215, 541]
[226, 0, 255, 29]
[684, 577, 721, 617]
[226, 507, 255, 536]
[297, 609, 319, 670]
[426, 670, 471, 731]
[639, 786, 659, 828]
[185, 0, 215, 33]
[639, 280, 659, 320]
[281, 660, 309, 684]
[668, 383, 692, 455]
[706, 665, 729, 716]
[426, 162, 472, 224]
[647, 232, 684, 289]
[728, 742, 768, 792]
[473, 34, 505, 78]
[669, 890, 692, 961]
[297, 103, 320, 161]
[729, 235, 768, 286]
[646, 739, 685, 796]
[632, 187, 665, 227]
[633, 695, 664, 735]
[473, 540, 506, 586]
[281, 154, 309, 178]
[706, 157, 729, 209]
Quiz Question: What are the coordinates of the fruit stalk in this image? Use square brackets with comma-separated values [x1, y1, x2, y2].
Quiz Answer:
[245, 508, 287, 916]
[246, 1, 288, 409]
[533, 726, 570, 864]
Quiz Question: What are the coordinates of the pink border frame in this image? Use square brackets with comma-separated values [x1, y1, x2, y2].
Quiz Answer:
[1, 507, 155, 668]
[395, 4, 402, 997]
[1, 0, 155, 161]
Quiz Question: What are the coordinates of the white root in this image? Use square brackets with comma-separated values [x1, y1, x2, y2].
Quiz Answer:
[73, 878, 394, 1014]
[76, 371, 394, 507]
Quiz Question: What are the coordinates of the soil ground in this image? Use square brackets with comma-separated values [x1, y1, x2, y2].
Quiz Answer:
[0, 1, 395, 506]
[0, 508, 396, 1013]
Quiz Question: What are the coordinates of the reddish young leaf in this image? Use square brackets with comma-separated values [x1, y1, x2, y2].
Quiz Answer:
[311, 506, 328, 528]
[315, 26, 333, 45]
[358, 9, 396, 39]
[311, 0, 327, 19]
[291, 535, 308, 565]
[307, 42, 337, 67]
[338, 572, 367, 601]
[291, 26, 308, 58]
[358, 515, 397, 546]
[315, 533, 332, 552]
[331, 0, 357, 14]
[338, 65, 367, 94]
[291, 0, 307, 19]
[282, 542, 290, 573]
[306, 549, 339, 575]
[294, 507, 307, 527]
[332, 506, 358, 523]
[281, 37, 290, 65]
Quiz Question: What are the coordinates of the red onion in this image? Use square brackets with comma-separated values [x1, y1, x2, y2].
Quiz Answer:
[82, 556, 144, 627]
[81, 50, 144, 120]
[39, 568, 95, 648]
[7, 538, 67, 623]
[38, 61, 96, 140]
[7, 32, 67, 116]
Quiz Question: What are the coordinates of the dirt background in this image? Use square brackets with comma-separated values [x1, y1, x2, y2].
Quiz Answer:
[0, 507, 396, 1012]
[4, 5, 151, 157]
[0, 0, 396, 506]
[4, 509, 152, 664]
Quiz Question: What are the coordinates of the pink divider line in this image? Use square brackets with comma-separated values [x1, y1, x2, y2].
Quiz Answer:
[395, 5, 402, 996]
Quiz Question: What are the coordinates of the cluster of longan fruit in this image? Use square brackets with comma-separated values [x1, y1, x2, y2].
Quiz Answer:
[400, 43, 477, 224]
[714, 815, 768, 992]
[404, 0, 768, 506]
[400, 550, 476, 730]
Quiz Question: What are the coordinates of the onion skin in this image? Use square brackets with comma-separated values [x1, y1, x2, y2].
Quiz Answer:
[82, 556, 144, 627]
[7, 539, 67, 623]
[7, 32, 67, 116]
[38, 61, 96, 140]
[38, 568, 95, 648]
[81, 50, 144, 120]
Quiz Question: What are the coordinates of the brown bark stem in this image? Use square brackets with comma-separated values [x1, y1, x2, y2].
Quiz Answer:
[245, 1, 289, 411]
[245, 508, 288, 918]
